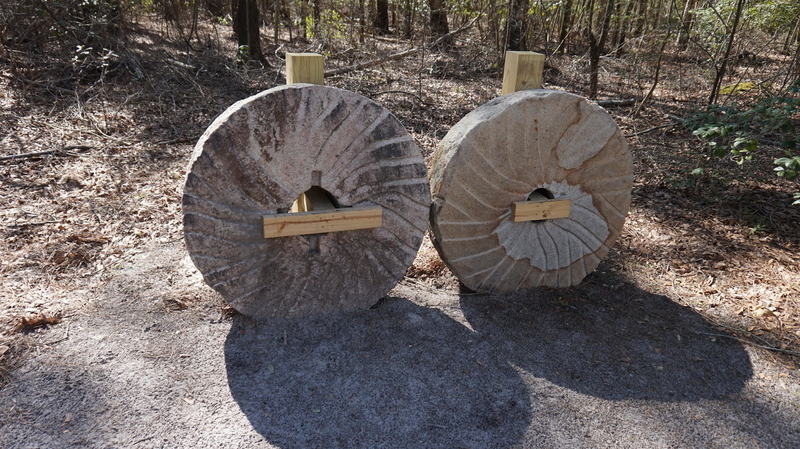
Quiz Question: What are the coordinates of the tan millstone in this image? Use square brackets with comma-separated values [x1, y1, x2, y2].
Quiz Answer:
[182, 84, 430, 319]
[429, 89, 632, 292]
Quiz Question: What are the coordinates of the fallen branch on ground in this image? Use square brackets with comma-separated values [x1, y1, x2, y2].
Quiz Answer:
[696, 331, 800, 357]
[596, 98, 637, 107]
[372, 90, 431, 105]
[624, 122, 678, 138]
[0, 145, 94, 162]
[326, 16, 480, 77]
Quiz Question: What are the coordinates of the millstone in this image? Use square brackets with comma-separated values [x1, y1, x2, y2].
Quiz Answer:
[429, 89, 633, 292]
[182, 84, 430, 318]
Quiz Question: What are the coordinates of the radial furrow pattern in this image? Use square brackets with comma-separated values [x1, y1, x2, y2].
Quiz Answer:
[183, 84, 430, 318]
[430, 89, 632, 291]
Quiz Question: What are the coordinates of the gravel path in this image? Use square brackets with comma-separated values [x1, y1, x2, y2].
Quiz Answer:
[1, 244, 798, 448]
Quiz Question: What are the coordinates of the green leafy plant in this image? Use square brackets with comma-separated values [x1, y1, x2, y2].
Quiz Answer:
[685, 86, 800, 204]
[774, 156, 800, 180]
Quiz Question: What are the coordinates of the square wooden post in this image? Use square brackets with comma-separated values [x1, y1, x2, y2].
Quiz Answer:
[286, 52, 325, 85]
[501, 51, 545, 95]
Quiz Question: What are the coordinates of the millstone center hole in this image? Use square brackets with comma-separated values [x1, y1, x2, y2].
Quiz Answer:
[526, 188, 555, 224]
[527, 188, 554, 201]
[290, 186, 340, 213]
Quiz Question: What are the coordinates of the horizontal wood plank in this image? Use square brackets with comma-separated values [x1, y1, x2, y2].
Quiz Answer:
[512, 199, 572, 222]
[263, 206, 382, 238]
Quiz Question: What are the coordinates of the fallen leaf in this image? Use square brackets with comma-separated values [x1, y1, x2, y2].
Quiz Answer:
[164, 298, 188, 311]
[13, 314, 62, 333]
[753, 308, 774, 318]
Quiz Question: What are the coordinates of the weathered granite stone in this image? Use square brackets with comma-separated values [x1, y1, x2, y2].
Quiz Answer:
[429, 89, 632, 292]
[182, 84, 430, 319]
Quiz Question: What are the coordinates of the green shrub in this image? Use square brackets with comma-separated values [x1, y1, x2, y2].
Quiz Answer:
[684, 82, 800, 204]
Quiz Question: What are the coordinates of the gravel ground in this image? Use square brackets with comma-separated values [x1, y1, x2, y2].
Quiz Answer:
[1, 243, 799, 449]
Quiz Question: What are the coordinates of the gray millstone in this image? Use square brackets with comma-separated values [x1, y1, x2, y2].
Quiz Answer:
[429, 89, 633, 292]
[182, 84, 431, 319]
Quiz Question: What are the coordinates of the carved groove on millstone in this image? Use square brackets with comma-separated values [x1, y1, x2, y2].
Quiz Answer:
[495, 181, 608, 270]
[182, 84, 431, 319]
[429, 89, 633, 292]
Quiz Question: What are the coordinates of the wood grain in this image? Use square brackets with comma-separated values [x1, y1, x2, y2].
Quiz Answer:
[263, 207, 382, 238]
[512, 199, 571, 222]
[501, 51, 545, 95]
[286, 53, 324, 85]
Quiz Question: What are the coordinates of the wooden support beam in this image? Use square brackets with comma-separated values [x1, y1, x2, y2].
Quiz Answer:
[501, 51, 545, 95]
[263, 206, 382, 238]
[286, 53, 325, 85]
[512, 199, 572, 222]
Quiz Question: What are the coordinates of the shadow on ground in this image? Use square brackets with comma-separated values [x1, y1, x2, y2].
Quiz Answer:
[225, 276, 753, 448]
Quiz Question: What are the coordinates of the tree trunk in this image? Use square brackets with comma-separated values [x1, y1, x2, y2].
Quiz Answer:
[403, 0, 415, 38]
[588, 0, 616, 98]
[558, 0, 574, 54]
[506, 0, 530, 50]
[205, 0, 226, 17]
[675, 0, 695, 51]
[612, 0, 635, 56]
[232, 0, 265, 63]
[783, 17, 800, 54]
[300, 0, 310, 39]
[374, 0, 390, 33]
[429, 0, 450, 38]
[313, 0, 320, 34]
[634, 0, 647, 36]
[708, 0, 745, 105]
[651, 0, 661, 31]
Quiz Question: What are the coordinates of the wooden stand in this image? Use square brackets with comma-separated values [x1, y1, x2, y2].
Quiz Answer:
[512, 199, 572, 222]
[500, 51, 572, 222]
[501, 51, 545, 95]
[266, 53, 383, 238]
[286, 53, 325, 85]
[263, 207, 383, 238]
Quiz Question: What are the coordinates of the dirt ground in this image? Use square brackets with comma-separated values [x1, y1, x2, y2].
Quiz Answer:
[1, 243, 799, 448]
[1, 18, 800, 447]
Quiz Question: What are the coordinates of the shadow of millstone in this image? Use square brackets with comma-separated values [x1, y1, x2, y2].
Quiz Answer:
[225, 297, 532, 449]
[460, 277, 753, 401]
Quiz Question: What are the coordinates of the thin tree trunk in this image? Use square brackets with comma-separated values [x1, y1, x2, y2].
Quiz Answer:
[634, 0, 675, 114]
[652, 0, 661, 31]
[588, 0, 616, 98]
[675, 0, 695, 50]
[429, 0, 450, 38]
[558, 0, 574, 54]
[403, 0, 413, 38]
[313, 0, 320, 34]
[783, 17, 800, 54]
[634, 0, 647, 36]
[612, 0, 635, 55]
[232, 0, 265, 62]
[300, 0, 310, 39]
[708, 0, 745, 105]
[506, 0, 530, 50]
[374, 0, 390, 33]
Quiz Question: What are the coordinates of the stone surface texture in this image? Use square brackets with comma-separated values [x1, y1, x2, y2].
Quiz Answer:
[429, 89, 633, 291]
[182, 84, 430, 318]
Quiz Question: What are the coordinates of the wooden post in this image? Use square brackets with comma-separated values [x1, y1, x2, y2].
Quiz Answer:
[500, 51, 572, 221]
[501, 51, 545, 95]
[286, 53, 325, 213]
[286, 52, 325, 85]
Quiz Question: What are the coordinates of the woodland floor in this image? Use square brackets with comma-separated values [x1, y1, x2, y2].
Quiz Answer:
[1, 17, 800, 447]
